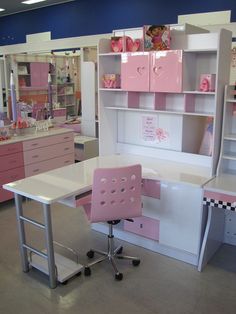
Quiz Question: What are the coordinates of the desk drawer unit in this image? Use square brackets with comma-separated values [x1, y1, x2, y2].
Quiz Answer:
[142, 179, 160, 199]
[124, 216, 160, 240]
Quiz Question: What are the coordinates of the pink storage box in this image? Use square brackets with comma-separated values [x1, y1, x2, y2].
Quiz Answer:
[199, 74, 216, 92]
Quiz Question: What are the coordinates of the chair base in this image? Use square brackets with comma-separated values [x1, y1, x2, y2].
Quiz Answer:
[84, 225, 140, 280]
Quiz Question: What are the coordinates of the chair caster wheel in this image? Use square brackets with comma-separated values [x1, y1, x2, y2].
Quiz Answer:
[132, 259, 140, 266]
[116, 246, 123, 254]
[115, 272, 123, 281]
[84, 267, 91, 276]
[87, 250, 94, 258]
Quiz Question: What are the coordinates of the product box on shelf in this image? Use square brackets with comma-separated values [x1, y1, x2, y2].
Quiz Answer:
[199, 74, 216, 92]
[143, 25, 170, 51]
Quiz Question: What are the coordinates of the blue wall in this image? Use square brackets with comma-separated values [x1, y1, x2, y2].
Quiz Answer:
[0, 0, 235, 45]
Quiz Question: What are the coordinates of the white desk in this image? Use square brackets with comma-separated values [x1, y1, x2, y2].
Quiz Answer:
[4, 154, 211, 288]
[198, 174, 236, 271]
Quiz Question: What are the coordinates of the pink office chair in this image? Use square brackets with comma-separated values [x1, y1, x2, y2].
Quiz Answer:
[80, 164, 142, 281]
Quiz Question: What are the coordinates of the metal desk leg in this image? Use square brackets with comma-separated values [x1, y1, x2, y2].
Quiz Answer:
[43, 203, 57, 289]
[15, 193, 29, 273]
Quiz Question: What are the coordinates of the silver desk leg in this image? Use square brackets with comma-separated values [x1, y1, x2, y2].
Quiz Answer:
[43, 203, 57, 289]
[15, 193, 29, 273]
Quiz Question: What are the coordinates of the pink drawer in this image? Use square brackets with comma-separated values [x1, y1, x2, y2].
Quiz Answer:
[0, 142, 23, 157]
[25, 153, 74, 177]
[0, 167, 25, 202]
[0, 152, 24, 172]
[142, 179, 160, 199]
[0, 187, 14, 202]
[124, 216, 160, 240]
[0, 166, 25, 184]
[23, 142, 74, 165]
[23, 132, 73, 151]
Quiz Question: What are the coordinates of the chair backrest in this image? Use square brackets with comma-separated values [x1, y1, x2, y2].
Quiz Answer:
[90, 164, 142, 223]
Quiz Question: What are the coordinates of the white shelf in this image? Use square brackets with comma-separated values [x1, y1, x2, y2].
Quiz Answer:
[184, 49, 217, 53]
[222, 153, 236, 161]
[31, 251, 83, 283]
[183, 91, 215, 95]
[99, 52, 122, 56]
[105, 106, 214, 117]
[100, 88, 123, 92]
[226, 98, 236, 103]
[224, 134, 236, 140]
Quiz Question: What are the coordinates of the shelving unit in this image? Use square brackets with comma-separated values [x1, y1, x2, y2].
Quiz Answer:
[93, 26, 232, 266]
[8, 54, 80, 118]
[98, 28, 232, 176]
[217, 85, 236, 175]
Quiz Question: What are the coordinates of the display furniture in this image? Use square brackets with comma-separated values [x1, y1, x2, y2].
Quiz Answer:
[3, 154, 210, 287]
[8, 54, 80, 118]
[0, 128, 74, 203]
[96, 26, 232, 265]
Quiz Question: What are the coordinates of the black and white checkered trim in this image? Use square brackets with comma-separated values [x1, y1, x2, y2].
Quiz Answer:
[203, 197, 236, 211]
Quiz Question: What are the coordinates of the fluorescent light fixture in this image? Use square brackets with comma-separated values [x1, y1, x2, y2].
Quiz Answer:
[0, 8, 5, 12]
[22, 0, 47, 5]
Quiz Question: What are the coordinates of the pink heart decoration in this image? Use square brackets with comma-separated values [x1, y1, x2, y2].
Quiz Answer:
[111, 37, 123, 52]
[126, 38, 141, 52]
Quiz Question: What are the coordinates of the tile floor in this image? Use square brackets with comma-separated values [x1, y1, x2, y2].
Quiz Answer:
[0, 199, 236, 314]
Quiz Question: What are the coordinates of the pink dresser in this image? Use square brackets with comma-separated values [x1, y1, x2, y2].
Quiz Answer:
[0, 142, 25, 202]
[0, 130, 74, 202]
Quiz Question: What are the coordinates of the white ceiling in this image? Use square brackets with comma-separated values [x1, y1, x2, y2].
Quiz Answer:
[0, 0, 75, 17]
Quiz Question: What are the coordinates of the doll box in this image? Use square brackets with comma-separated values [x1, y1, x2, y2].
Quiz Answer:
[143, 25, 170, 51]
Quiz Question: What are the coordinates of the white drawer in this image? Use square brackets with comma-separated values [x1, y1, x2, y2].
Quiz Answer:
[24, 142, 74, 165]
[25, 153, 74, 177]
[23, 132, 74, 151]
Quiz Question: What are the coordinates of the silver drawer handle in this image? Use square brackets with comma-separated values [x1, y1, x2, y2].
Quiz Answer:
[32, 155, 39, 158]
[33, 169, 40, 173]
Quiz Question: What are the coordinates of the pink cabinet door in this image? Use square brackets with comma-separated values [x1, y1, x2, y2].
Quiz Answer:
[150, 50, 183, 92]
[121, 52, 149, 92]
[30, 62, 49, 87]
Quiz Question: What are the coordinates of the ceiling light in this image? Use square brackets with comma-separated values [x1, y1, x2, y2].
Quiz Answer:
[0, 8, 5, 12]
[22, 0, 47, 5]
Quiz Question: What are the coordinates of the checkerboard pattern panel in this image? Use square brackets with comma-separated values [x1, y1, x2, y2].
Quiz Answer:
[203, 197, 236, 211]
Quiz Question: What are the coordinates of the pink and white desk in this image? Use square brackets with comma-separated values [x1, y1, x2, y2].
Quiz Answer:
[198, 174, 236, 271]
[4, 154, 211, 288]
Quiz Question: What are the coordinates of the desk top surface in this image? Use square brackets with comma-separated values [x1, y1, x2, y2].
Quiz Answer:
[3, 154, 212, 204]
[203, 173, 236, 196]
